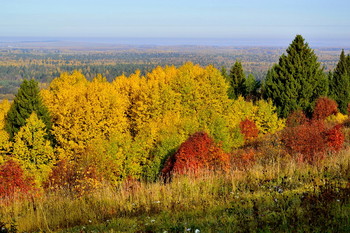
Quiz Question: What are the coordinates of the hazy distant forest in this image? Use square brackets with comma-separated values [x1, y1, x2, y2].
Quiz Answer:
[0, 38, 342, 100]
[0, 35, 349, 232]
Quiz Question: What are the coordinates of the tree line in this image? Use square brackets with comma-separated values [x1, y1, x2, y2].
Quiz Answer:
[223, 35, 350, 118]
[0, 34, 349, 192]
[0, 63, 284, 188]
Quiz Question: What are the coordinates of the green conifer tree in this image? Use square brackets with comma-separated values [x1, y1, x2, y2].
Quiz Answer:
[5, 79, 52, 140]
[228, 61, 246, 99]
[245, 74, 261, 99]
[263, 35, 327, 117]
[329, 50, 350, 113]
[220, 66, 228, 80]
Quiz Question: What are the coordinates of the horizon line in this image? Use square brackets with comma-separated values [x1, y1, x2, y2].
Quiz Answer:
[0, 36, 349, 48]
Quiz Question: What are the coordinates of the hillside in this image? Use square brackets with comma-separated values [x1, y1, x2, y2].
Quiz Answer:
[0, 36, 349, 232]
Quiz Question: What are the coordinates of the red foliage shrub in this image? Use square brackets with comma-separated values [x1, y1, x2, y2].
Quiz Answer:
[233, 149, 257, 170]
[0, 159, 35, 199]
[240, 119, 259, 140]
[286, 110, 308, 127]
[326, 124, 344, 152]
[44, 159, 101, 196]
[283, 117, 345, 163]
[283, 100, 345, 164]
[162, 132, 230, 176]
[283, 120, 327, 163]
[312, 97, 338, 120]
[44, 159, 74, 190]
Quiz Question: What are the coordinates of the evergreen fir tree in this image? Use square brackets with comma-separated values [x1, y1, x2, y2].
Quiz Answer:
[228, 61, 246, 99]
[329, 50, 350, 113]
[220, 66, 228, 80]
[5, 79, 52, 141]
[245, 74, 261, 100]
[263, 35, 327, 118]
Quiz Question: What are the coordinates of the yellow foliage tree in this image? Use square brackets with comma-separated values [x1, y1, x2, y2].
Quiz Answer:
[326, 112, 348, 125]
[226, 97, 285, 135]
[253, 99, 285, 134]
[13, 112, 55, 184]
[40, 64, 285, 182]
[42, 72, 129, 159]
[0, 99, 11, 129]
[0, 100, 11, 161]
[113, 63, 238, 179]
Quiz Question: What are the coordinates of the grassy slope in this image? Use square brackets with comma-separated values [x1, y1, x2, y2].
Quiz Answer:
[1, 148, 349, 232]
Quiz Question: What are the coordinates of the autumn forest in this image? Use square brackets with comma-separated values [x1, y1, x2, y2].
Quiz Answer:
[0, 35, 349, 232]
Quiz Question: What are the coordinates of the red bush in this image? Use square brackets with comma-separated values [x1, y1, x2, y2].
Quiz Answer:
[283, 120, 327, 163]
[44, 159, 75, 191]
[326, 124, 344, 152]
[44, 159, 101, 196]
[286, 110, 308, 127]
[240, 119, 259, 140]
[312, 97, 338, 120]
[0, 159, 35, 199]
[233, 149, 257, 170]
[283, 117, 345, 163]
[283, 98, 344, 163]
[162, 132, 230, 176]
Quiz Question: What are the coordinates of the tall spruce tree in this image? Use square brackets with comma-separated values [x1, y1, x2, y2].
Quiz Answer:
[329, 50, 350, 113]
[220, 66, 229, 80]
[228, 61, 246, 99]
[263, 35, 327, 118]
[245, 74, 261, 100]
[5, 79, 52, 140]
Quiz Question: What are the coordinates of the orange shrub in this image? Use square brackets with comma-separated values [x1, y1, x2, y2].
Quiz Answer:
[283, 118, 345, 163]
[232, 148, 257, 170]
[44, 159, 101, 196]
[286, 110, 308, 127]
[162, 132, 230, 176]
[0, 159, 35, 199]
[239, 119, 259, 141]
[312, 97, 338, 120]
[283, 120, 327, 163]
[43, 159, 74, 191]
[326, 124, 344, 152]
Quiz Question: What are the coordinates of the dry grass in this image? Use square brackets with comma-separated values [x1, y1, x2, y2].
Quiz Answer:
[0, 149, 349, 232]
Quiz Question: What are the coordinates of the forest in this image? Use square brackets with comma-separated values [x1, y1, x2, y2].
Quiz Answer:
[0, 41, 341, 100]
[0, 35, 349, 232]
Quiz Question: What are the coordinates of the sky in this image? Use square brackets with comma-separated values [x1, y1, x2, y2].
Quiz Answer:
[1, 0, 350, 46]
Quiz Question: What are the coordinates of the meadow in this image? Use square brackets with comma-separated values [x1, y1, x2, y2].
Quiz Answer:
[1, 143, 349, 232]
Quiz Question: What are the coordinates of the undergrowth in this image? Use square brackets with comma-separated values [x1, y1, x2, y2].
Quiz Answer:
[0, 148, 349, 232]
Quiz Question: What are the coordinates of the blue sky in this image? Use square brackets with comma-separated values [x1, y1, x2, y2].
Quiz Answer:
[1, 0, 350, 44]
